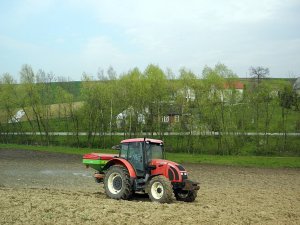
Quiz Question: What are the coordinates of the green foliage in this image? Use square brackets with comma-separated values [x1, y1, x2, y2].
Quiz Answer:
[0, 63, 299, 156]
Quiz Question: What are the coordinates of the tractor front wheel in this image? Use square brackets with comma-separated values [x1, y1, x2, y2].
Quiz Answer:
[104, 165, 132, 200]
[174, 190, 197, 202]
[148, 175, 173, 203]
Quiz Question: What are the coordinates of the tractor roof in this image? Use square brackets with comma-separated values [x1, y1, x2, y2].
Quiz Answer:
[121, 138, 163, 144]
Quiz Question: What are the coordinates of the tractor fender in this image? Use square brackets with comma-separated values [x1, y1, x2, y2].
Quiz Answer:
[103, 158, 137, 178]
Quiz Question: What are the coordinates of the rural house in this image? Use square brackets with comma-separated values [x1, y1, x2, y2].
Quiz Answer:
[293, 77, 300, 95]
[209, 81, 244, 103]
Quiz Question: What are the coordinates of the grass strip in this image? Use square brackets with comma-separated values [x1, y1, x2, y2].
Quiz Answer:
[166, 153, 300, 168]
[0, 143, 299, 168]
[0, 144, 117, 155]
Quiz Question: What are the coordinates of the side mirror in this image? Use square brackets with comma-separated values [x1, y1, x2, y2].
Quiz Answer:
[112, 145, 120, 150]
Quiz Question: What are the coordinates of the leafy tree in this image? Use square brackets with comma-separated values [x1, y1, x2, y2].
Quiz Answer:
[176, 68, 198, 153]
[35, 69, 56, 143]
[143, 64, 168, 137]
[202, 63, 238, 154]
[118, 68, 146, 137]
[278, 85, 294, 153]
[19, 65, 44, 140]
[0, 73, 19, 142]
[81, 74, 110, 147]
[18, 65, 58, 144]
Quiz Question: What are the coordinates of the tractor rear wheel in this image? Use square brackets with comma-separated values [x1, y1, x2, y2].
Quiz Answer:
[174, 190, 197, 202]
[104, 165, 132, 200]
[148, 175, 173, 203]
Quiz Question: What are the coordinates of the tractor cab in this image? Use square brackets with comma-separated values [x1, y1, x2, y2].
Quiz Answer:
[119, 138, 164, 177]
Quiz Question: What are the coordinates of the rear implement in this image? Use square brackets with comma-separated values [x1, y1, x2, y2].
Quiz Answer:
[83, 153, 117, 171]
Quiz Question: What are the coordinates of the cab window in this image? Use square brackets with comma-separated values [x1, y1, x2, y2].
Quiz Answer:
[120, 143, 128, 158]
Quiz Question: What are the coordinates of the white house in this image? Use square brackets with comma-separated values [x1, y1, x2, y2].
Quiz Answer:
[8, 109, 25, 123]
[116, 107, 145, 129]
[293, 77, 300, 95]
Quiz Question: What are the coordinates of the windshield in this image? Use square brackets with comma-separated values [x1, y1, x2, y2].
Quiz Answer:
[146, 143, 164, 161]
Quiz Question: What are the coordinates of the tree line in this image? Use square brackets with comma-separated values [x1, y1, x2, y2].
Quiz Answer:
[0, 64, 299, 156]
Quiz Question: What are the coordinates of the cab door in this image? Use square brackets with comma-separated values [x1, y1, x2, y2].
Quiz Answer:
[120, 142, 145, 177]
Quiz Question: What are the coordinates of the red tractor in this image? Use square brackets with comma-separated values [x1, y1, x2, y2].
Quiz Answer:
[83, 138, 199, 203]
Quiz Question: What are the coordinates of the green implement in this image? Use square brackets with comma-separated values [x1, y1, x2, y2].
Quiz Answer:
[82, 153, 117, 171]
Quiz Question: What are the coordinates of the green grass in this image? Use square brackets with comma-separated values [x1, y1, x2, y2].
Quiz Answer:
[0, 143, 299, 168]
[0, 143, 118, 155]
[166, 152, 300, 168]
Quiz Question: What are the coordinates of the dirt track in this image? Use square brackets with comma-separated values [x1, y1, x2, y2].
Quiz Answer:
[0, 149, 299, 225]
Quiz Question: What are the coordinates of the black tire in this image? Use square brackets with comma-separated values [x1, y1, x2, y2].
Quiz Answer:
[148, 175, 174, 203]
[104, 165, 132, 200]
[174, 190, 197, 202]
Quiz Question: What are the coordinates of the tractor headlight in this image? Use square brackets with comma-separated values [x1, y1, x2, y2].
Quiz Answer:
[180, 172, 188, 180]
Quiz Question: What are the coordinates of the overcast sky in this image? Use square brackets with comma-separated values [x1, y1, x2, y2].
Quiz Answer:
[0, 0, 299, 81]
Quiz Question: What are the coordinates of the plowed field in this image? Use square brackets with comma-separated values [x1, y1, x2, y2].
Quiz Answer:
[0, 149, 299, 225]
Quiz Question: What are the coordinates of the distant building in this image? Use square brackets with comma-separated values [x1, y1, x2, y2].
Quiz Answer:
[8, 109, 25, 123]
[177, 87, 195, 102]
[161, 108, 181, 124]
[293, 77, 300, 95]
[223, 81, 244, 93]
[209, 81, 244, 103]
[116, 107, 145, 129]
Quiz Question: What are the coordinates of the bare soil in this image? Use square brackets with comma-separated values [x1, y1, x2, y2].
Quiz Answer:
[0, 149, 299, 225]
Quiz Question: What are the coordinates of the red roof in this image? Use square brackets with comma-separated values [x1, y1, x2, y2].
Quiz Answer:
[224, 81, 244, 89]
[121, 138, 163, 144]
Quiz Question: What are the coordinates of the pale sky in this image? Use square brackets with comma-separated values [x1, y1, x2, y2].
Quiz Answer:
[0, 0, 299, 81]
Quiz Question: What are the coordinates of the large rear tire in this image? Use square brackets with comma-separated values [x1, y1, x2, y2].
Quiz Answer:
[148, 175, 173, 203]
[104, 165, 132, 200]
[174, 190, 197, 202]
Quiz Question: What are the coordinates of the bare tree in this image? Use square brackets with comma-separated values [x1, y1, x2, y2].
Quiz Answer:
[249, 66, 269, 85]
[97, 68, 107, 81]
[107, 66, 117, 80]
